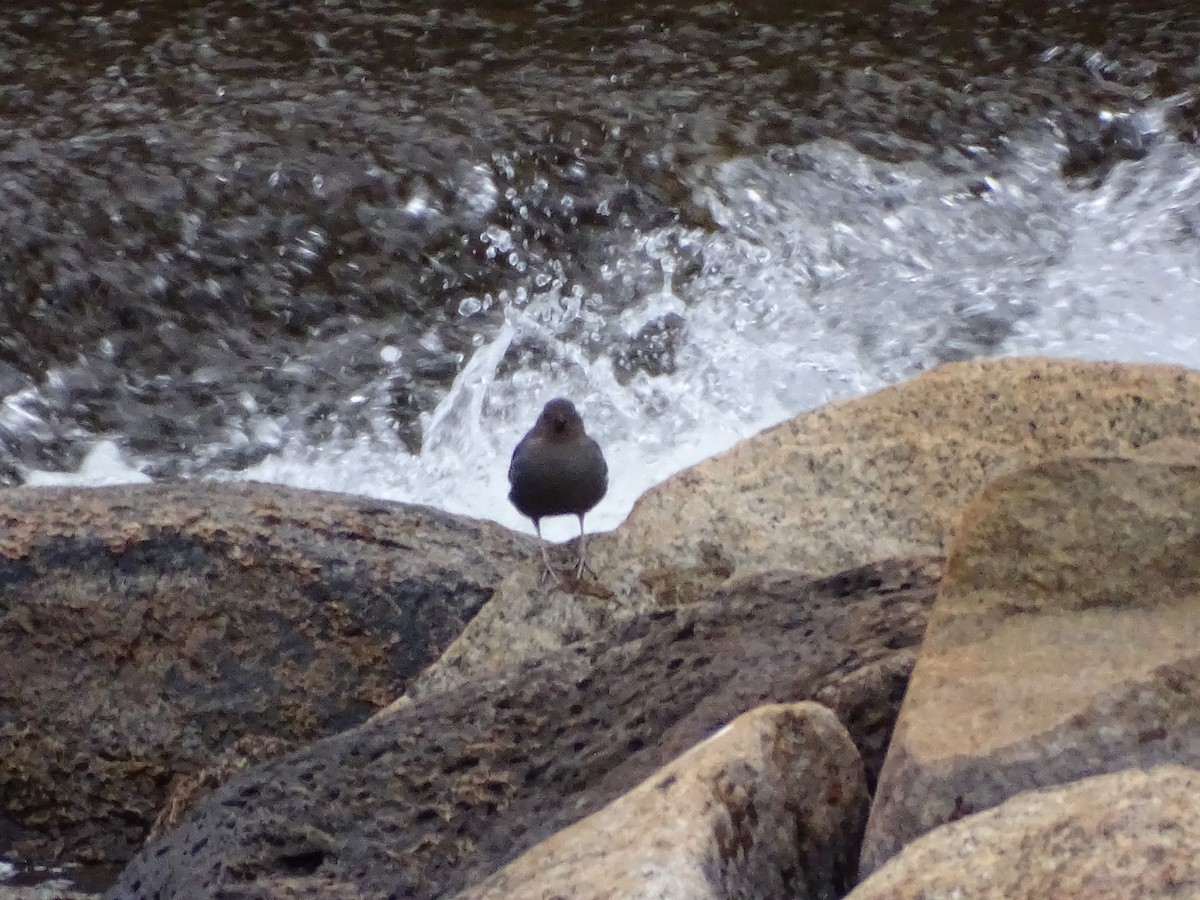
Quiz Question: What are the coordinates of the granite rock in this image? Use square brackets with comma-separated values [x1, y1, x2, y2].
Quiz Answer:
[859, 455, 1200, 875]
[455, 702, 867, 900]
[0, 483, 532, 867]
[144, 734, 297, 845]
[417, 358, 1200, 694]
[599, 358, 1200, 603]
[850, 766, 1200, 899]
[105, 558, 936, 900]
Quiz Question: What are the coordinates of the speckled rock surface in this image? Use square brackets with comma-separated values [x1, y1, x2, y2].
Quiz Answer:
[105, 558, 936, 900]
[0, 482, 533, 868]
[860, 456, 1200, 876]
[849, 766, 1200, 899]
[399, 564, 627, 705]
[455, 702, 867, 900]
[598, 357, 1200, 603]
[413, 359, 1200, 696]
[144, 734, 297, 845]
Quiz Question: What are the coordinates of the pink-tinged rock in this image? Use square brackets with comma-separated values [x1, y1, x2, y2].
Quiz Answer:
[598, 357, 1200, 604]
[860, 455, 1200, 876]
[455, 702, 868, 900]
[850, 766, 1200, 899]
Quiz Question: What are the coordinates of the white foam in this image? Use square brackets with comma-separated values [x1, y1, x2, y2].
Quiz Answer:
[25, 440, 152, 488]
[21, 129, 1200, 539]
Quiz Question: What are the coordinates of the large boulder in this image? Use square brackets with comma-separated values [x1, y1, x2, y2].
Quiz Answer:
[456, 702, 867, 900]
[105, 558, 936, 899]
[0, 483, 532, 866]
[33, 357, 1200, 895]
[417, 358, 1200, 694]
[859, 455, 1200, 875]
[599, 358, 1200, 600]
[850, 766, 1200, 899]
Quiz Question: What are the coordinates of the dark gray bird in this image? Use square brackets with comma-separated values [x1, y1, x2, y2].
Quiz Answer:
[508, 398, 608, 579]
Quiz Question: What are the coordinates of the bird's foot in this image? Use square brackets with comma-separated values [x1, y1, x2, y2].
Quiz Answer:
[538, 561, 564, 585]
[533, 544, 598, 590]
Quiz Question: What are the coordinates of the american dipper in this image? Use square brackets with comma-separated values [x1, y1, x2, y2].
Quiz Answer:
[508, 398, 608, 579]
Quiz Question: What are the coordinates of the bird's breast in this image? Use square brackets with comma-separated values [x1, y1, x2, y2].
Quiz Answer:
[508, 437, 607, 519]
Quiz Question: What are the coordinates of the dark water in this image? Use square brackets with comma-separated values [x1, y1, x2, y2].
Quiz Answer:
[1, 0, 1197, 483]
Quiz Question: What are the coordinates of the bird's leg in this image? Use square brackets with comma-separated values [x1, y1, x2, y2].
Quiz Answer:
[575, 514, 596, 578]
[535, 520, 559, 583]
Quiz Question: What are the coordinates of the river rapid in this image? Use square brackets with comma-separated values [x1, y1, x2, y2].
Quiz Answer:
[2, 0, 1200, 539]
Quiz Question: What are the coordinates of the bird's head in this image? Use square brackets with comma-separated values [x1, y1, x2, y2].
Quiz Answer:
[539, 397, 583, 438]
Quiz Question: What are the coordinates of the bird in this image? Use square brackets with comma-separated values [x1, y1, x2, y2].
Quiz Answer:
[508, 398, 608, 580]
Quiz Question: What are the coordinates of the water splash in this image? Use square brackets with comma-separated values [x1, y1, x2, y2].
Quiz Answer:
[18, 127, 1200, 537]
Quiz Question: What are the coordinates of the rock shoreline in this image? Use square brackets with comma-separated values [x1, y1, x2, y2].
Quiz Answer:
[2, 357, 1200, 899]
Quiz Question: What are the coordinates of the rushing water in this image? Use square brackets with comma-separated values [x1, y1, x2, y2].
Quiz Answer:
[3, 1, 1200, 543]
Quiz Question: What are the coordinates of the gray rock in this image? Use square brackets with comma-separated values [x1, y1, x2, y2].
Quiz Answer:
[0, 482, 533, 868]
[105, 558, 937, 899]
[0, 883, 100, 900]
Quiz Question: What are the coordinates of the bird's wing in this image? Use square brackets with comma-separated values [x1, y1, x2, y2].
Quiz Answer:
[507, 436, 526, 485]
[591, 437, 609, 484]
